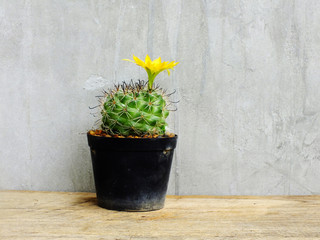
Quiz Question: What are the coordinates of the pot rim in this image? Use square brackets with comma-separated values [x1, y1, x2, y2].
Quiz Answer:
[87, 131, 178, 151]
[87, 131, 178, 140]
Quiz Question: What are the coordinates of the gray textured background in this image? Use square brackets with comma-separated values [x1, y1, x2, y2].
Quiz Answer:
[1, 0, 320, 195]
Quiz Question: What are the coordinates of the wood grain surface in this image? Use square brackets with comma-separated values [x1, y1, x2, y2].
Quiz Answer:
[0, 191, 319, 239]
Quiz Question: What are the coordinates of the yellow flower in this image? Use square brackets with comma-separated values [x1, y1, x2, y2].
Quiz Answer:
[123, 55, 179, 90]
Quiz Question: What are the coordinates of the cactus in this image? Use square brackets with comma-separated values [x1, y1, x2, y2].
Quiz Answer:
[100, 55, 179, 137]
[101, 80, 168, 136]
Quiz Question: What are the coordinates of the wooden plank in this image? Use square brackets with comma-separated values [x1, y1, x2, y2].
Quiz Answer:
[0, 191, 319, 239]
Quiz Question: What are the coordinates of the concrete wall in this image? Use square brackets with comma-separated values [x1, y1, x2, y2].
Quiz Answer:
[1, 0, 320, 195]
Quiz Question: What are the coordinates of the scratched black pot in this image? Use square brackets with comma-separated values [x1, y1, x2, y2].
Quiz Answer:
[87, 133, 177, 211]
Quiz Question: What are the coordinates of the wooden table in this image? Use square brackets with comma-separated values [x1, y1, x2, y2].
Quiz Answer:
[1, 191, 319, 239]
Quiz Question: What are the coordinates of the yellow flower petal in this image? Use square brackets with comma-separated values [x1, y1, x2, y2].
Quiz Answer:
[145, 55, 152, 67]
[133, 55, 145, 68]
[122, 59, 135, 63]
[153, 57, 162, 65]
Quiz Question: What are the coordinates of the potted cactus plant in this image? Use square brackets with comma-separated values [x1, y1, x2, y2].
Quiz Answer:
[87, 55, 179, 211]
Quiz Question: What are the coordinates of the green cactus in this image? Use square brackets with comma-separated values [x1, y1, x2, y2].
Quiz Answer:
[99, 55, 179, 137]
[101, 81, 169, 136]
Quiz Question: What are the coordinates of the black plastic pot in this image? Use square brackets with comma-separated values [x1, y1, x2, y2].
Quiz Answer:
[87, 132, 177, 211]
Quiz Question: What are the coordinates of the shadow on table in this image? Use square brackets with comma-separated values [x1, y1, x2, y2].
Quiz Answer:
[73, 195, 98, 207]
